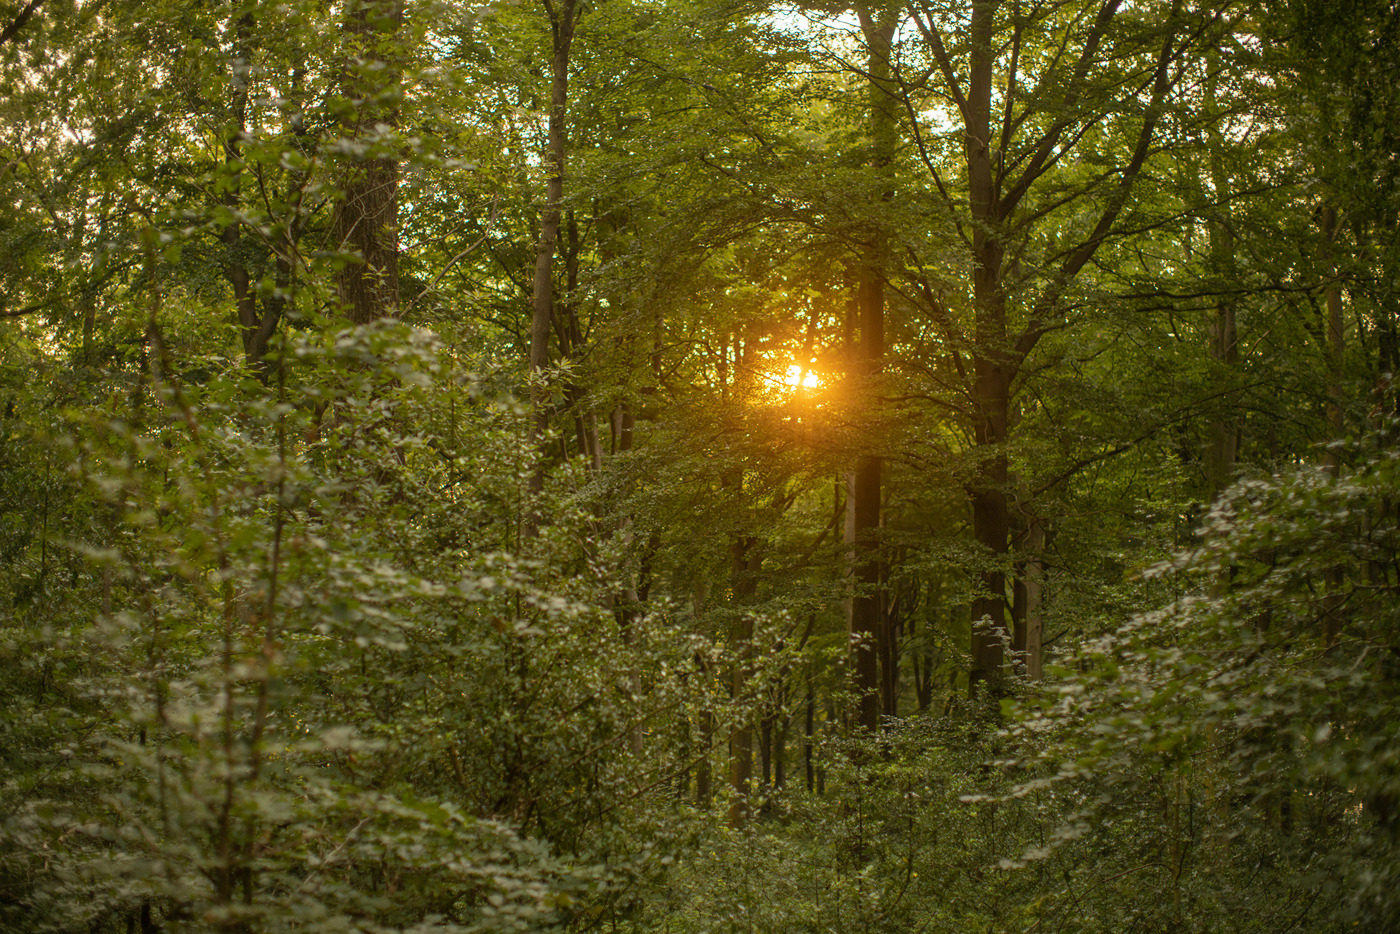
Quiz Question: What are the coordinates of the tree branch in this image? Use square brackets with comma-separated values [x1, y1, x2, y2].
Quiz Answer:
[0, 0, 44, 48]
[908, 0, 970, 122]
[1000, 0, 1123, 218]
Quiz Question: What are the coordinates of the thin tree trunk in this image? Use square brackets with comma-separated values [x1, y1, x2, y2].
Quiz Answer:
[879, 573, 902, 718]
[1021, 520, 1046, 680]
[818, 696, 835, 795]
[774, 701, 789, 792]
[1205, 59, 1239, 500]
[1320, 204, 1345, 646]
[676, 679, 690, 801]
[804, 682, 816, 793]
[912, 615, 932, 712]
[727, 534, 759, 828]
[1205, 310, 1239, 496]
[696, 659, 713, 807]
[1320, 205, 1346, 477]
[760, 710, 772, 790]
[1011, 509, 1028, 671]
[220, 14, 262, 366]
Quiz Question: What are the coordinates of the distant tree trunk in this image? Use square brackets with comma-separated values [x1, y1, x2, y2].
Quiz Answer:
[222, 15, 255, 343]
[910, 576, 939, 709]
[1379, 296, 1399, 417]
[727, 533, 760, 828]
[1320, 205, 1346, 477]
[911, 617, 932, 713]
[804, 682, 816, 793]
[879, 572, 904, 718]
[760, 708, 773, 790]
[696, 651, 713, 807]
[773, 700, 789, 792]
[608, 389, 646, 754]
[819, 695, 835, 794]
[675, 679, 690, 801]
[219, 14, 284, 370]
[696, 715, 713, 805]
[331, 0, 403, 325]
[560, 211, 604, 470]
[1320, 204, 1346, 646]
[1011, 519, 1046, 679]
[1204, 60, 1239, 500]
[139, 898, 156, 934]
[1204, 310, 1239, 497]
[846, 3, 896, 733]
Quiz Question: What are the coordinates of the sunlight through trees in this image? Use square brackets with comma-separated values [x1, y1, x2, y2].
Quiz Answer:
[2, 0, 1399, 931]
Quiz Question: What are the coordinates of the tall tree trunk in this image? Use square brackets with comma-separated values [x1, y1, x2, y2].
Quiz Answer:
[332, 0, 403, 324]
[528, 0, 578, 481]
[946, 0, 1178, 693]
[847, 3, 896, 732]
[1204, 58, 1239, 500]
[1320, 205, 1346, 477]
[966, 0, 1012, 695]
[220, 14, 265, 367]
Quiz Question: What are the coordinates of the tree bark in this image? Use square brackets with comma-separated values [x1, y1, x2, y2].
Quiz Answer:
[1011, 518, 1045, 679]
[846, 3, 896, 732]
[965, 0, 1013, 695]
[332, 0, 403, 324]
[528, 0, 578, 470]
[1320, 205, 1346, 478]
[1204, 57, 1239, 500]
[219, 14, 275, 370]
[900, 0, 1182, 694]
[0, 0, 44, 49]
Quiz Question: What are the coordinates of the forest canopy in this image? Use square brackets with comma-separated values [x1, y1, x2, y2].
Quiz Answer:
[2, 0, 1400, 931]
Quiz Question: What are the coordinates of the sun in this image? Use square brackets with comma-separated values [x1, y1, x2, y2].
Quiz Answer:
[783, 364, 822, 389]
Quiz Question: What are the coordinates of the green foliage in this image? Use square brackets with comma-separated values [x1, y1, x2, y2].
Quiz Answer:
[3, 0, 1399, 931]
[1020, 426, 1400, 929]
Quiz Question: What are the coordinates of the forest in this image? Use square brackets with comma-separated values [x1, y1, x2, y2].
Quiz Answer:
[1, 0, 1399, 930]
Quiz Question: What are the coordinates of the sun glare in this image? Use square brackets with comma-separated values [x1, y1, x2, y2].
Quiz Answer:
[783, 364, 822, 389]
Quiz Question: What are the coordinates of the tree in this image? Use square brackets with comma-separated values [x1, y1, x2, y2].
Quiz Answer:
[332, 0, 406, 324]
[882, 0, 1244, 689]
[6, 0, 1400, 929]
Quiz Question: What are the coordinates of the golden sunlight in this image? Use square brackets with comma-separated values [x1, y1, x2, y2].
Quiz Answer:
[783, 364, 822, 389]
